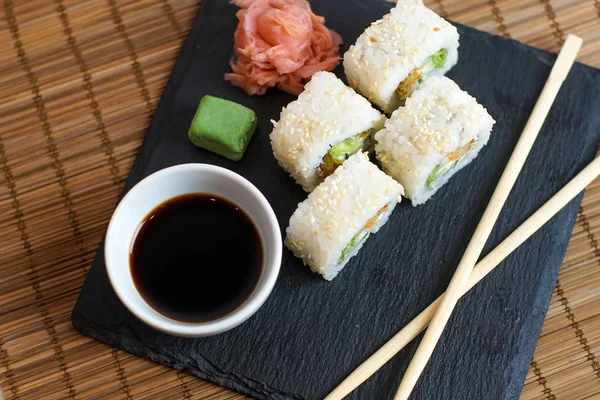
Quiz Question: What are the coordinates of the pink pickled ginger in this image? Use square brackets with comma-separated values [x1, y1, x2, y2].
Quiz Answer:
[225, 0, 342, 96]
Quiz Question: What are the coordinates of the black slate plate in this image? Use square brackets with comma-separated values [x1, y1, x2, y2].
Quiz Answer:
[71, 0, 600, 399]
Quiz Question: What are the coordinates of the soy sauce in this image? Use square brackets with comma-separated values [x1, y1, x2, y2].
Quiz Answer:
[130, 193, 263, 323]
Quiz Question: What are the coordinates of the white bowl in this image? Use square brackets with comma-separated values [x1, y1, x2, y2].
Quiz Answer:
[105, 164, 282, 337]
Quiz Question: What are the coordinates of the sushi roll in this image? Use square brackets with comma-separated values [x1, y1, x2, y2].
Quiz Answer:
[375, 76, 495, 206]
[270, 71, 384, 192]
[285, 152, 404, 280]
[343, 0, 459, 114]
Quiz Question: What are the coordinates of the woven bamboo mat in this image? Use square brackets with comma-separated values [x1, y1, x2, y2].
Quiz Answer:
[0, 0, 599, 399]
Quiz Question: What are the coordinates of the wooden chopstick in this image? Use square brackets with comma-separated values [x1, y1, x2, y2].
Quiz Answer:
[392, 34, 583, 400]
[325, 154, 600, 400]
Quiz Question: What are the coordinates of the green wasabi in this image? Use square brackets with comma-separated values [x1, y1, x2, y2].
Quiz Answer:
[188, 95, 257, 161]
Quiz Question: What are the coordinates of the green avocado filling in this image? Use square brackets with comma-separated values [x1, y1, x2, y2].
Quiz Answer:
[426, 161, 457, 191]
[337, 205, 389, 265]
[319, 132, 372, 179]
[338, 230, 368, 264]
[430, 48, 448, 69]
[328, 133, 368, 163]
[426, 139, 476, 191]
[421, 49, 448, 76]
[396, 48, 448, 102]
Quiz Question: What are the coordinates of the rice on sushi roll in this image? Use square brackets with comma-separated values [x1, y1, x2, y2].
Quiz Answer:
[375, 76, 495, 206]
[285, 152, 404, 280]
[270, 71, 384, 192]
[344, 0, 459, 115]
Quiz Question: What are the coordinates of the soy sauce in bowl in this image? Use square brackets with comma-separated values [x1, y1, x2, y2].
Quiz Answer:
[130, 193, 263, 323]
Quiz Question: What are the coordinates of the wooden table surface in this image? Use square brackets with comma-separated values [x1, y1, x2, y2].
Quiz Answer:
[0, 0, 599, 399]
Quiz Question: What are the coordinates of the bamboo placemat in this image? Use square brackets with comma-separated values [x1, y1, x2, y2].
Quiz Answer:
[0, 0, 598, 399]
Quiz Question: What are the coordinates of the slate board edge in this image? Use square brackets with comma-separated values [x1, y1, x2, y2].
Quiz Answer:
[71, 1, 299, 398]
[71, 200, 589, 400]
[72, 315, 298, 400]
[505, 193, 584, 399]
[71, 0, 600, 399]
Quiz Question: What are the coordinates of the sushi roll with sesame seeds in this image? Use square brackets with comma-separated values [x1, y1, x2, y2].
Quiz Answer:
[343, 0, 459, 115]
[270, 71, 385, 192]
[375, 76, 495, 206]
[285, 152, 404, 280]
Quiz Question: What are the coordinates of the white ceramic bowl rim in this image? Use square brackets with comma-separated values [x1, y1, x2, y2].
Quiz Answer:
[105, 163, 282, 336]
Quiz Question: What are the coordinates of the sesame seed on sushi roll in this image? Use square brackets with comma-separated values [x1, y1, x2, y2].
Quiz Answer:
[343, 0, 459, 115]
[285, 152, 404, 281]
[270, 71, 385, 192]
[375, 76, 495, 206]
